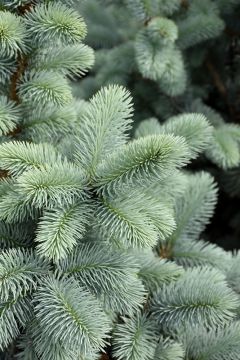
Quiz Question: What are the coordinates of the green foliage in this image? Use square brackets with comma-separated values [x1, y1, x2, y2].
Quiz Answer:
[0, 141, 62, 176]
[151, 267, 239, 331]
[31, 44, 94, 78]
[167, 172, 218, 246]
[74, 0, 240, 174]
[112, 313, 158, 360]
[172, 238, 232, 270]
[183, 322, 240, 360]
[16, 162, 87, 208]
[95, 135, 190, 194]
[93, 194, 160, 248]
[0, 11, 27, 56]
[0, 96, 20, 136]
[0, 248, 48, 301]
[153, 337, 184, 360]
[74, 85, 133, 173]
[0, 248, 47, 351]
[177, 13, 225, 49]
[0, 295, 32, 351]
[0, 221, 32, 248]
[18, 71, 73, 107]
[58, 243, 146, 314]
[21, 104, 78, 141]
[36, 201, 92, 261]
[126, 0, 181, 20]
[0, 58, 17, 84]
[24, 2, 87, 45]
[206, 124, 240, 169]
[226, 253, 240, 293]
[0, 0, 240, 359]
[135, 113, 213, 159]
[137, 251, 184, 292]
[0, 183, 39, 223]
[34, 275, 111, 356]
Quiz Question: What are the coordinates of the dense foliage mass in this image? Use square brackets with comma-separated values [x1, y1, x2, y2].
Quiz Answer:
[0, 0, 240, 359]
[75, 0, 240, 248]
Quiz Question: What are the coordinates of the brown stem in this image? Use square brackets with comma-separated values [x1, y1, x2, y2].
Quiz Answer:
[0, 4, 34, 177]
[205, 58, 237, 119]
[18, 2, 33, 15]
[7, 51, 28, 138]
[100, 353, 111, 360]
[9, 0, 33, 102]
[159, 244, 172, 259]
[0, 170, 9, 179]
[144, 16, 158, 26]
[9, 1, 33, 103]
[7, 2, 33, 137]
[181, 0, 189, 9]
[9, 54, 28, 104]
[205, 59, 227, 98]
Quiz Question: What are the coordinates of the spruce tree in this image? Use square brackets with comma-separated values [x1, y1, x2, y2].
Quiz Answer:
[0, 1, 240, 360]
[74, 0, 240, 247]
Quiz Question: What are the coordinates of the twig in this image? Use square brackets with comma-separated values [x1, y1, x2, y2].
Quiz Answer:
[181, 0, 189, 9]
[159, 244, 172, 259]
[18, 2, 33, 15]
[205, 59, 227, 98]
[0, 1, 34, 176]
[9, 1, 33, 102]
[205, 58, 236, 119]
[7, 46, 28, 138]
[100, 353, 111, 360]
[9, 54, 28, 104]
[0, 170, 9, 179]
[7, 2, 33, 137]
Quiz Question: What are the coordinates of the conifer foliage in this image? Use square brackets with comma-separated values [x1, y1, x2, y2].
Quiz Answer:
[75, 0, 240, 174]
[0, 1, 240, 360]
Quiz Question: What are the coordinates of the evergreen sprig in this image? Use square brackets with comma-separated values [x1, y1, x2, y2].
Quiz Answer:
[0, 0, 240, 359]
